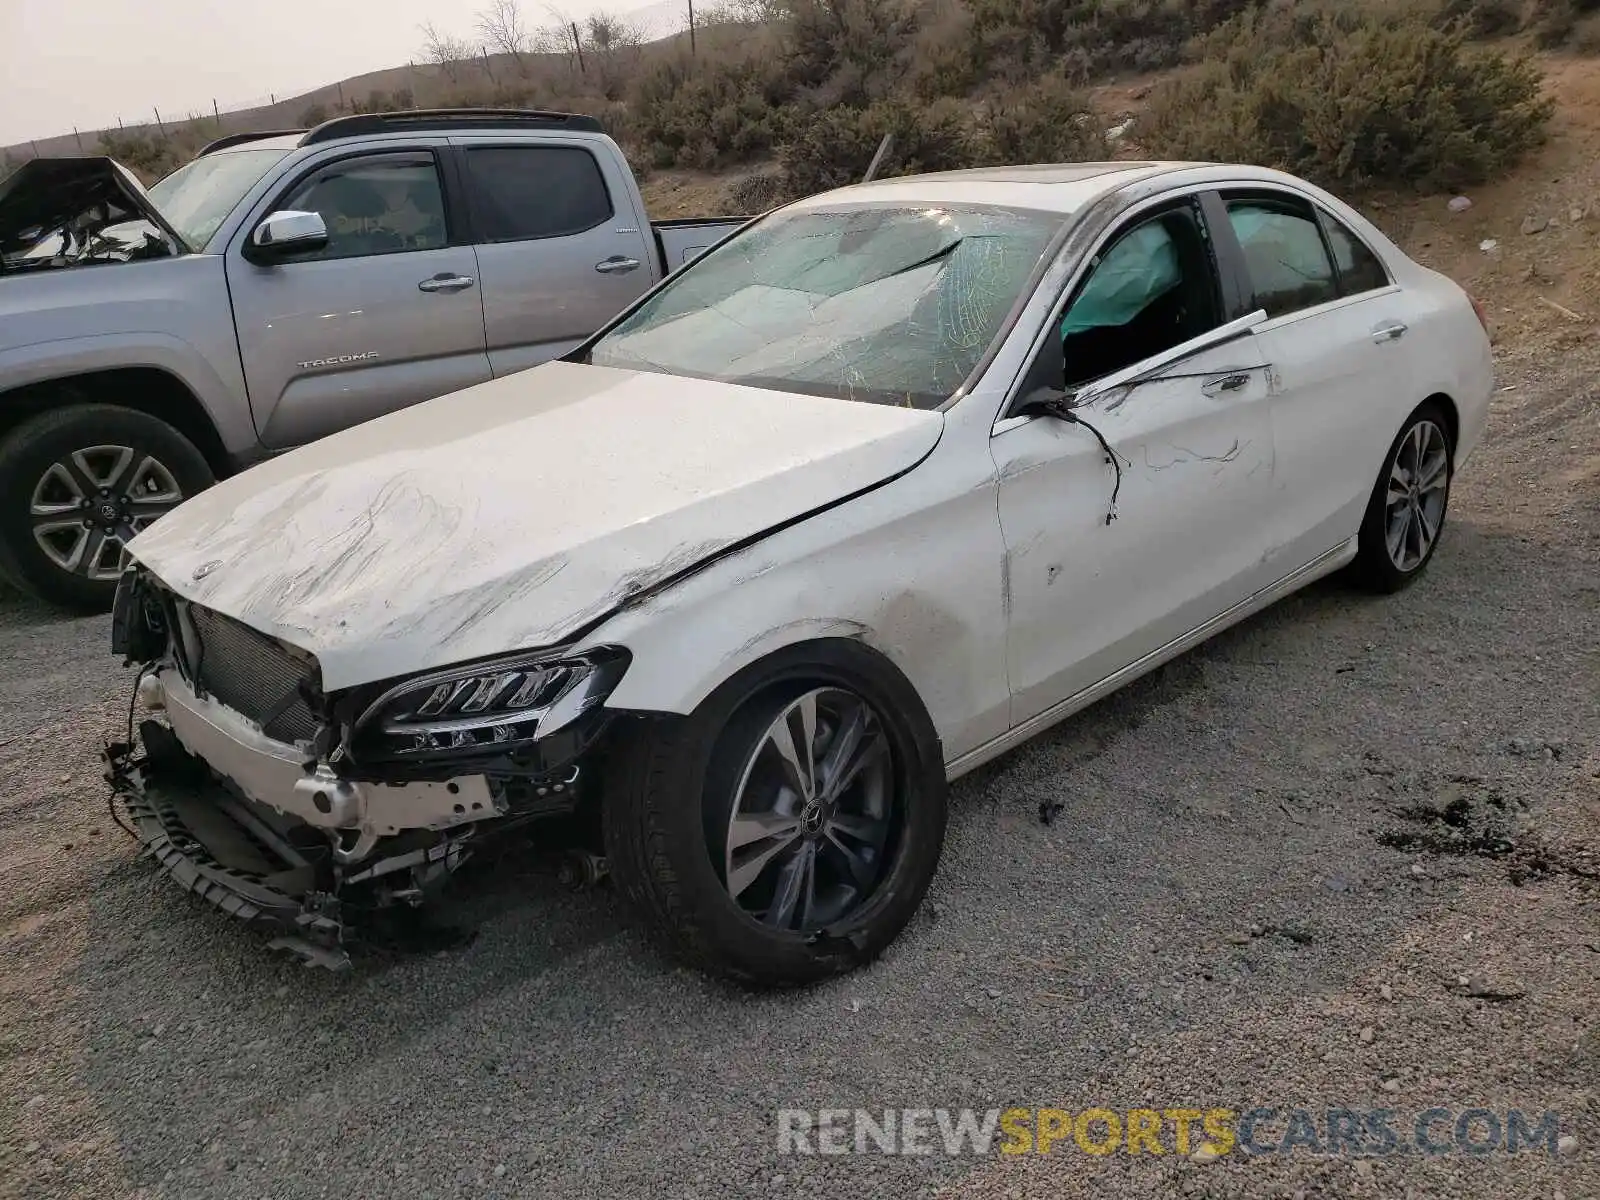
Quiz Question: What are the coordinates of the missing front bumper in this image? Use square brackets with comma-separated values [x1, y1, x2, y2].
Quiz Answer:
[106, 724, 354, 968]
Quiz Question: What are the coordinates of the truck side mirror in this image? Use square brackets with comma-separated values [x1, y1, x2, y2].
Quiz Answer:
[248, 210, 328, 260]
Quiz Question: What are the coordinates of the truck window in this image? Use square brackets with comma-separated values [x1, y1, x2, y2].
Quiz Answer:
[281, 154, 448, 260]
[464, 146, 613, 243]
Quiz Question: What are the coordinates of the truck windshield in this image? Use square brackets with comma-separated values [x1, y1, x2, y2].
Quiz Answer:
[148, 148, 290, 249]
[588, 203, 1063, 409]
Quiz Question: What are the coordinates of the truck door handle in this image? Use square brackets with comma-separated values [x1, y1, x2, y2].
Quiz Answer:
[1371, 321, 1408, 343]
[595, 256, 642, 275]
[418, 273, 475, 293]
[1201, 371, 1251, 396]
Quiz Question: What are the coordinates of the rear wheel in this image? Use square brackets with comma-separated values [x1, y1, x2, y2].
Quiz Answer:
[603, 641, 948, 987]
[0, 404, 214, 611]
[1350, 402, 1453, 594]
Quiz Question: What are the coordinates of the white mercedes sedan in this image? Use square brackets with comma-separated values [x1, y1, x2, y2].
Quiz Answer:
[108, 161, 1492, 985]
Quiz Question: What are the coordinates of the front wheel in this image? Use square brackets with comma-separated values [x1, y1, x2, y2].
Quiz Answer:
[603, 641, 948, 987]
[0, 404, 214, 611]
[1350, 402, 1453, 594]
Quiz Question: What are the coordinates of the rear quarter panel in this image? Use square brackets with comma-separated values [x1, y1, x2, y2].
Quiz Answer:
[1404, 264, 1494, 469]
[1305, 183, 1494, 466]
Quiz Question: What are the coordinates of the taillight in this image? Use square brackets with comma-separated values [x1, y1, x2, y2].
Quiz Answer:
[1469, 294, 1489, 333]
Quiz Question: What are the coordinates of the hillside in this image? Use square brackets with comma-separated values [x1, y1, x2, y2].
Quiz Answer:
[9, 0, 1600, 362]
[640, 43, 1600, 364]
[1374, 52, 1600, 362]
[0, 3, 730, 167]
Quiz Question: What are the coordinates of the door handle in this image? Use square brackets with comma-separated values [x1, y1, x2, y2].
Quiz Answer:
[1201, 371, 1251, 396]
[1371, 321, 1408, 343]
[595, 256, 642, 275]
[418, 273, 475, 293]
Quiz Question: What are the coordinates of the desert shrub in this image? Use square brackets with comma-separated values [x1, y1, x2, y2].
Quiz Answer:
[298, 102, 328, 126]
[967, 0, 1258, 81]
[1438, 0, 1527, 36]
[630, 57, 790, 169]
[97, 130, 185, 181]
[972, 76, 1110, 164]
[726, 168, 791, 210]
[1526, 0, 1600, 46]
[1573, 10, 1600, 49]
[779, 0, 922, 106]
[904, 0, 987, 100]
[777, 97, 971, 196]
[349, 89, 390, 115]
[1139, 5, 1554, 192]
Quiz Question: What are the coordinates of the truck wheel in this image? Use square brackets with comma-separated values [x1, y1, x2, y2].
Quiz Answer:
[603, 640, 948, 987]
[0, 405, 214, 612]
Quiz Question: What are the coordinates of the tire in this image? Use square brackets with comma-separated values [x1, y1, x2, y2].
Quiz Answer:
[1349, 400, 1454, 594]
[0, 404, 215, 612]
[603, 640, 948, 988]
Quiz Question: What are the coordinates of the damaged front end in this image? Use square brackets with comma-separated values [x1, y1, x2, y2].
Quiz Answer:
[0, 156, 186, 275]
[104, 568, 624, 968]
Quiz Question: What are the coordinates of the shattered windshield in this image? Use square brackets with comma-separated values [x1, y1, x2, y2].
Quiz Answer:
[589, 204, 1062, 408]
[148, 147, 289, 248]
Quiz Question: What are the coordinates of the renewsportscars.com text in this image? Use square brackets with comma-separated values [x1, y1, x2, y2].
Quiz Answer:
[776, 1106, 1566, 1158]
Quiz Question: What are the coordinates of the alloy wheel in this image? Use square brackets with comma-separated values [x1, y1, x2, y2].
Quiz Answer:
[1384, 419, 1449, 573]
[722, 687, 897, 933]
[28, 445, 185, 581]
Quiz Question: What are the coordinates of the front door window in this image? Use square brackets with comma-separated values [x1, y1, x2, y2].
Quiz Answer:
[281, 154, 449, 259]
[1058, 204, 1224, 388]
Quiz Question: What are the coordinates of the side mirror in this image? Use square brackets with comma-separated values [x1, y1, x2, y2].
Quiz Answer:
[249, 210, 328, 259]
[1014, 312, 1069, 415]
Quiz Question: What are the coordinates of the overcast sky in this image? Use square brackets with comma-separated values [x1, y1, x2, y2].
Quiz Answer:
[2, 0, 675, 146]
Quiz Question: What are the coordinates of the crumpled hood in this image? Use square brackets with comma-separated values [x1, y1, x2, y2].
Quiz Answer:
[128, 361, 943, 690]
[0, 156, 181, 267]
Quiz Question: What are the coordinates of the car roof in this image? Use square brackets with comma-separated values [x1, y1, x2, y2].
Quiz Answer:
[786, 162, 1184, 214]
[785, 160, 1341, 216]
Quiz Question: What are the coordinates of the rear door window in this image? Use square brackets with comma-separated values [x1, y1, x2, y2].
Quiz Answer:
[464, 146, 614, 242]
[1224, 195, 1338, 319]
[1319, 208, 1390, 296]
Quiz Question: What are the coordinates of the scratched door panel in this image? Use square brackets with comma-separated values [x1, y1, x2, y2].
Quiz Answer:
[1252, 295, 1420, 564]
[993, 334, 1277, 728]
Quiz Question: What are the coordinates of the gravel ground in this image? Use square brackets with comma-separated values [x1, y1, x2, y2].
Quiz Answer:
[1, 347, 1597, 1200]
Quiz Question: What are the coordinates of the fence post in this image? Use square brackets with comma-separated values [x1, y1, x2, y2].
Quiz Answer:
[30, 139, 40, 159]
[687, 0, 696, 56]
[571, 22, 587, 74]
[153, 107, 167, 136]
[73, 126, 83, 152]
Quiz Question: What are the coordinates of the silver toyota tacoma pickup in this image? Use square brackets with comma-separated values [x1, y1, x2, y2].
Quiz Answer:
[0, 108, 747, 610]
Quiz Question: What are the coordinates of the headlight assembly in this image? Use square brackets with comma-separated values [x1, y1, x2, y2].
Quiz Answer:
[349, 646, 630, 767]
